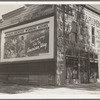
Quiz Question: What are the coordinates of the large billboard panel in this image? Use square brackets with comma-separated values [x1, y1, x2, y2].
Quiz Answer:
[1, 17, 54, 62]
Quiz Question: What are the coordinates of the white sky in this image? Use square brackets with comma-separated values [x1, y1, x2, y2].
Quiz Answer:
[91, 5, 100, 10]
[0, 4, 100, 19]
[0, 4, 24, 19]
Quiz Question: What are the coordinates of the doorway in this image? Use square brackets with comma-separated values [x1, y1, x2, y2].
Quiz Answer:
[80, 58, 89, 83]
[90, 62, 98, 83]
[66, 57, 78, 84]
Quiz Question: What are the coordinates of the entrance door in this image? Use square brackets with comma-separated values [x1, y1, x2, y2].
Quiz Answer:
[66, 59, 72, 83]
[80, 58, 89, 83]
[66, 57, 78, 84]
[90, 62, 98, 83]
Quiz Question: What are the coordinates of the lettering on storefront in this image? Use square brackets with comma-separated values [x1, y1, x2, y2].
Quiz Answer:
[84, 14, 100, 28]
[84, 11, 100, 54]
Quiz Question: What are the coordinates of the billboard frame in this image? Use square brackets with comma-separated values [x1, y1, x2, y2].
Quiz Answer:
[1, 16, 54, 62]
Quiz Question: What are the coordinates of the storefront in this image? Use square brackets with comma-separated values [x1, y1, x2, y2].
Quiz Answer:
[56, 5, 100, 85]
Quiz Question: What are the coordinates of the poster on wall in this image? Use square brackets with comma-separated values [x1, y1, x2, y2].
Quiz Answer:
[1, 17, 54, 62]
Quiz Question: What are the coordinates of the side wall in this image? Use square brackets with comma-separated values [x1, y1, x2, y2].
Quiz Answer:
[0, 60, 56, 85]
[0, 5, 56, 85]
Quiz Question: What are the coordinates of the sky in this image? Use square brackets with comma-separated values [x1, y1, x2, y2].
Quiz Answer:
[0, 4, 25, 19]
[91, 5, 100, 10]
[0, 4, 100, 19]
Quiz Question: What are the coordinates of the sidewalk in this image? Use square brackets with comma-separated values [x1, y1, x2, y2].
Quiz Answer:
[65, 82, 100, 91]
[0, 83, 100, 99]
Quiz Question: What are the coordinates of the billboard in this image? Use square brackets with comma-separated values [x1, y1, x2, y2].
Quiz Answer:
[1, 17, 54, 62]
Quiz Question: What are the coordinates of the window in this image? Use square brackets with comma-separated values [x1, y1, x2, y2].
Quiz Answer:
[71, 21, 77, 42]
[71, 32, 77, 43]
[92, 26, 95, 45]
[65, 5, 73, 16]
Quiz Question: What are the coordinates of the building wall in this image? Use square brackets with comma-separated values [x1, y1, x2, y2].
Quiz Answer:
[0, 60, 56, 85]
[56, 5, 66, 86]
[0, 5, 56, 85]
[84, 8, 100, 53]
[84, 8, 100, 81]
[56, 5, 100, 85]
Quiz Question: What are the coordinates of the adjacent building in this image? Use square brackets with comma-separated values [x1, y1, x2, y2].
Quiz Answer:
[0, 4, 100, 86]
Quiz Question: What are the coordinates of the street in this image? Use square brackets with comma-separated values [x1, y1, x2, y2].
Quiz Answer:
[0, 83, 100, 99]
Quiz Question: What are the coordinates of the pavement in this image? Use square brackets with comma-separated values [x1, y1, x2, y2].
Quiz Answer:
[0, 83, 100, 99]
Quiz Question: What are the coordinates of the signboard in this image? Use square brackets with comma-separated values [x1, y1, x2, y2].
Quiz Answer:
[1, 17, 54, 62]
[84, 9, 100, 54]
[84, 10, 100, 28]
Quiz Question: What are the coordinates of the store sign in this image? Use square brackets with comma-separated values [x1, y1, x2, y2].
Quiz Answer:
[84, 10, 100, 54]
[1, 17, 54, 62]
[84, 11, 100, 28]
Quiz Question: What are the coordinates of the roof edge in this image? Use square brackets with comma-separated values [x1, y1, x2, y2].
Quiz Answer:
[83, 5, 100, 15]
[2, 6, 26, 20]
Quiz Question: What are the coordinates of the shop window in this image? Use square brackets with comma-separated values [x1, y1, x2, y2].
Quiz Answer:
[72, 60, 78, 79]
[80, 59, 89, 83]
[92, 26, 95, 45]
[90, 62, 98, 83]
[66, 58, 78, 80]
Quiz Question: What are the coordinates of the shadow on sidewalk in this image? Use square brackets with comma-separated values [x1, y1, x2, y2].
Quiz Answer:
[0, 83, 39, 94]
[65, 83, 100, 91]
[0, 83, 100, 94]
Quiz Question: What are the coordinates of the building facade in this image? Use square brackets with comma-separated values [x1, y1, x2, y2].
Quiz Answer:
[0, 4, 100, 86]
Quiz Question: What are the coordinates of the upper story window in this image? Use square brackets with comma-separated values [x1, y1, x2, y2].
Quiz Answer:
[92, 26, 95, 45]
[65, 5, 73, 16]
[71, 21, 77, 43]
